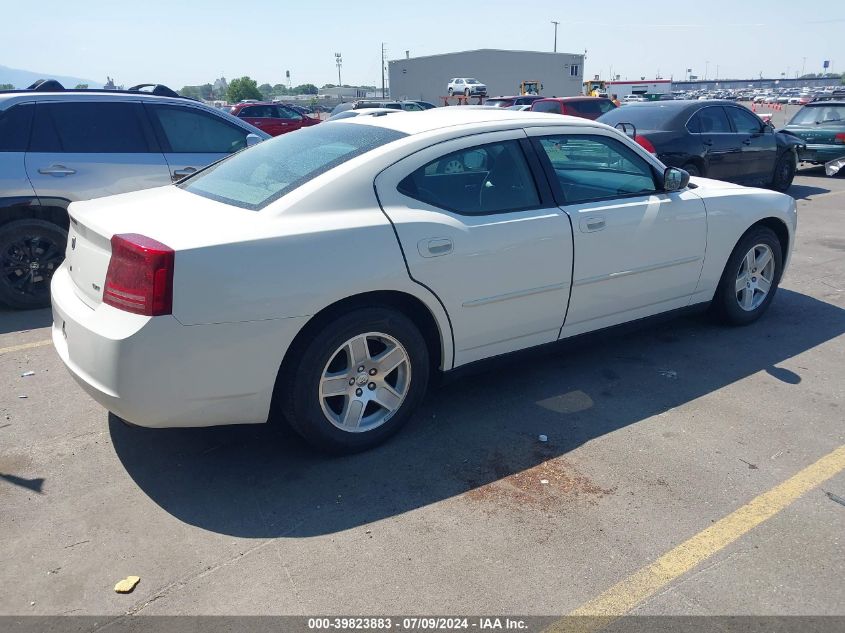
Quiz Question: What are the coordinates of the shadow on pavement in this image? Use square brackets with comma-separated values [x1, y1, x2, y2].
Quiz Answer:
[0, 307, 52, 337]
[110, 289, 845, 538]
[789, 183, 831, 200]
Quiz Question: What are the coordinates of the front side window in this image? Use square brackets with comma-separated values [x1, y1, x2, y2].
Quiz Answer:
[536, 134, 657, 204]
[687, 107, 731, 134]
[239, 105, 276, 118]
[181, 123, 406, 210]
[726, 107, 762, 134]
[150, 105, 248, 154]
[398, 140, 540, 215]
[30, 102, 152, 153]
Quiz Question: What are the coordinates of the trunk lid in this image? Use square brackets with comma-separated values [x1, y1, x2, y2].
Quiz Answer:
[65, 185, 271, 309]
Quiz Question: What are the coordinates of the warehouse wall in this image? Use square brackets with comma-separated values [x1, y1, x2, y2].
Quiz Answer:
[388, 49, 584, 104]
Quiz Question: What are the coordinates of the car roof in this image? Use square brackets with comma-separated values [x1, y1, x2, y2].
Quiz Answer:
[337, 107, 603, 136]
[804, 100, 845, 106]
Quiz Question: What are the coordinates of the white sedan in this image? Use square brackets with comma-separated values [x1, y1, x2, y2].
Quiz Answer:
[51, 109, 797, 453]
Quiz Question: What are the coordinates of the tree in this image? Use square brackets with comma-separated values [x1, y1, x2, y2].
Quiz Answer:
[0, 83, 14, 90]
[321, 83, 336, 89]
[258, 83, 273, 100]
[292, 83, 318, 95]
[227, 76, 262, 102]
[74, 83, 89, 90]
[272, 83, 289, 96]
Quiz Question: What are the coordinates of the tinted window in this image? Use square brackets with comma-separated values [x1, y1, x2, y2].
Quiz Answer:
[532, 101, 562, 113]
[0, 103, 34, 152]
[181, 123, 406, 210]
[726, 107, 762, 133]
[276, 105, 302, 119]
[30, 102, 151, 153]
[398, 140, 540, 215]
[240, 105, 277, 118]
[536, 134, 657, 204]
[151, 105, 248, 153]
[689, 107, 731, 133]
[598, 104, 681, 130]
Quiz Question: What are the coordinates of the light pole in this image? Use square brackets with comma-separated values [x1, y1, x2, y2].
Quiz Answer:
[705, 60, 709, 81]
[335, 52, 342, 88]
[801, 57, 806, 78]
[551, 21, 559, 53]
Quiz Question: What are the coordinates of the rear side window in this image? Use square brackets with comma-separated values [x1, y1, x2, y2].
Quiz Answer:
[239, 105, 277, 118]
[149, 105, 248, 153]
[398, 140, 540, 215]
[532, 101, 562, 114]
[181, 123, 406, 210]
[688, 107, 731, 134]
[0, 103, 34, 151]
[30, 102, 152, 153]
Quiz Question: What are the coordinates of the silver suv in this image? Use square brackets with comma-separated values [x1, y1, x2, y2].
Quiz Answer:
[0, 82, 268, 309]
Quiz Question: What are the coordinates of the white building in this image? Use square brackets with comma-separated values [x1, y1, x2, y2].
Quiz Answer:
[388, 48, 585, 104]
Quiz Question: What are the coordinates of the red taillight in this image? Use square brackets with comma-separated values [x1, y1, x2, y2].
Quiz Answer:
[835, 133, 845, 144]
[635, 135, 657, 154]
[103, 233, 174, 316]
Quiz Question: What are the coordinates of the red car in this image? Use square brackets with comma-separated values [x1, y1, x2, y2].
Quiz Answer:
[229, 101, 319, 136]
[530, 97, 617, 120]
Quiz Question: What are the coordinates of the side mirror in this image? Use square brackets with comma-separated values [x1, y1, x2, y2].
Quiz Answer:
[246, 133, 263, 147]
[663, 166, 690, 191]
[615, 122, 636, 139]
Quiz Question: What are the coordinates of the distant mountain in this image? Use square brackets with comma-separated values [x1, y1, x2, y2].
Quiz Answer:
[0, 65, 102, 89]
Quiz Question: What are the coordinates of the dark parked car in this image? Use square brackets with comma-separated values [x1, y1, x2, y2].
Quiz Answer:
[530, 96, 617, 120]
[598, 100, 803, 191]
[781, 100, 845, 166]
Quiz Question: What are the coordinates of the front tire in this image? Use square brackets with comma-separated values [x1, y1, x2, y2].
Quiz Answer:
[464, 88, 471, 97]
[710, 226, 782, 325]
[448, 88, 454, 96]
[0, 219, 67, 310]
[277, 307, 430, 454]
[770, 151, 796, 192]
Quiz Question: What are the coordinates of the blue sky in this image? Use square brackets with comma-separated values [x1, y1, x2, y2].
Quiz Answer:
[3, 0, 843, 89]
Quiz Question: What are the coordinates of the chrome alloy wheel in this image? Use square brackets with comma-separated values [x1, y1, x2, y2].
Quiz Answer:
[319, 332, 412, 432]
[735, 243, 775, 312]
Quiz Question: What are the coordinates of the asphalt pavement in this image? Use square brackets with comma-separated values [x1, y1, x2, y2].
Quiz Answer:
[1, 164, 843, 619]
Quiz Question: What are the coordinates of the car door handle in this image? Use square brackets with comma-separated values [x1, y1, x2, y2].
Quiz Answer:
[172, 167, 197, 182]
[580, 217, 606, 232]
[38, 164, 76, 176]
[418, 237, 453, 258]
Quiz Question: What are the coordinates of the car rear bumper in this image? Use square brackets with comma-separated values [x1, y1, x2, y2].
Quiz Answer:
[50, 265, 307, 428]
[798, 144, 845, 164]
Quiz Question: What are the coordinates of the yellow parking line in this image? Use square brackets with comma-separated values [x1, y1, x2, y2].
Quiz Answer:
[0, 339, 53, 355]
[549, 445, 845, 631]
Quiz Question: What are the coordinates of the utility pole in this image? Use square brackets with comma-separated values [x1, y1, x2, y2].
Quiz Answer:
[381, 43, 386, 98]
[551, 21, 559, 52]
[705, 60, 709, 81]
[801, 57, 806, 78]
[335, 52, 342, 87]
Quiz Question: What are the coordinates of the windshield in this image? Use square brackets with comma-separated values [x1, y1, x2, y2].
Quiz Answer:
[181, 124, 407, 210]
[485, 99, 512, 108]
[789, 104, 845, 126]
[466, 79, 480, 84]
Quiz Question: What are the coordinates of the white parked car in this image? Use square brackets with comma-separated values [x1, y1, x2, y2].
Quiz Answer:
[623, 95, 646, 103]
[51, 109, 797, 453]
[447, 78, 487, 97]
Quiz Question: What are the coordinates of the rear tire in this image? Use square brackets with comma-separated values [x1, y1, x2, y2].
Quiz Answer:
[276, 307, 430, 454]
[710, 226, 782, 326]
[0, 219, 67, 310]
[448, 88, 454, 96]
[464, 88, 470, 97]
[682, 162, 702, 178]
[770, 151, 796, 192]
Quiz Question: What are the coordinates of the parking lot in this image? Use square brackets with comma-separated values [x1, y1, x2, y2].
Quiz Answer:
[1, 164, 844, 619]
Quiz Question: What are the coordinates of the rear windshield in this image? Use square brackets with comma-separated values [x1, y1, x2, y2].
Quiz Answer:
[597, 105, 680, 130]
[789, 104, 845, 126]
[181, 123, 406, 210]
[532, 101, 561, 113]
